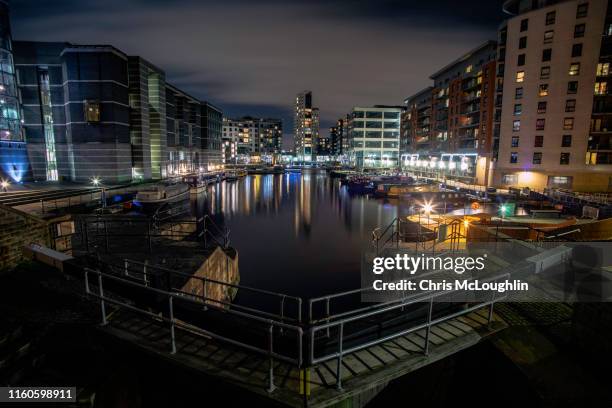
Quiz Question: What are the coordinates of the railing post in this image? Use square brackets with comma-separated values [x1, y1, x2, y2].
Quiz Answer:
[267, 324, 276, 393]
[143, 260, 149, 287]
[84, 269, 90, 295]
[169, 295, 176, 354]
[424, 297, 434, 355]
[336, 323, 344, 391]
[325, 298, 331, 338]
[98, 272, 107, 326]
[298, 298, 303, 325]
[202, 277, 208, 311]
[124, 259, 129, 277]
[488, 290, 496, 328]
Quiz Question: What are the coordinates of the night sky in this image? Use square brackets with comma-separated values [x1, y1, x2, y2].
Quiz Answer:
[11, 0, 506, 147]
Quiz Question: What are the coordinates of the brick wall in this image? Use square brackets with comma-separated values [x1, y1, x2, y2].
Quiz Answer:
[0, 204, 50, 271]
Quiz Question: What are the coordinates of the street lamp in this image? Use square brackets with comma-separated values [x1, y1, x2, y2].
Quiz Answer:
[1, 179, 9, 192]
[91, 177, 100, 187]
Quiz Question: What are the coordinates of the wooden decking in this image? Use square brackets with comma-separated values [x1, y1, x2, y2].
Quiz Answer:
[99, 307, 506, 407]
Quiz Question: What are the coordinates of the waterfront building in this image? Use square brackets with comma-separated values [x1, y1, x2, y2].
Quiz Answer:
[401, 41, 498, 186]
[222, 116, 282, 164]
[13, 40, 223, 183]
[495, 0, 612, 191]
[349, 105, 404, 169]
[0, 1, 27, 183]
[294, 91, 319, 162]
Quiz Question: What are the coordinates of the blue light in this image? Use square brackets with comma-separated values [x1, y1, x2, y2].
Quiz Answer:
[0, 141, 30, 182]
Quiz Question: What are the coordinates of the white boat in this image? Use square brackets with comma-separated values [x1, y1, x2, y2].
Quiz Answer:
[135, 183, 190, 206]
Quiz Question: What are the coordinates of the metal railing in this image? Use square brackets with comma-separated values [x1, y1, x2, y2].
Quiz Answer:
[309, 272, 510, 390]
[83, 267, 303, 393]
[121, 258, 302, 324]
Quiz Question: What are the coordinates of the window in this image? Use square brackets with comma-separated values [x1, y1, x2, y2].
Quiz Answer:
[595, 81, 607, 95]
[535, 135, 544, 147]
[544, 30, 554, 43]
[513, 104, 522, 115]
[520, 19, 529, 32]
[560, 153, 570, 165]
[517, 54, 526, 66]
[533, 152, 542, 164]
[536, 119, 546, 131]
[563, 117, 574, 130]
[511, 136, 520, 147]
[513, 120, 521, 131]
[542, 48, 552, 62]
[548, 176, 573, 188]
[565, 99, 576, 112]
[538, 101, 547, 114]
[574, 24, 586, 38]
[569, 63, 580, 76]
[540, 66, 551, 79]
[568, 81, 579, 94]
[516, 71, 525, 83]
[519, 36, 527, 49]
[502, 174, 518, 185]
[539, 84, 549, 97]
[597, 63, 610, 76]
[562, 134, 572, 147]
[510, 152, 518, 163]
[515, 87, 523, 99]
[572, 43, 583, 57]
[577, 3, 588, 18]
[465, 64, 473, 73]
[606, 23, 612, 36]
[84, 100, 101, 122]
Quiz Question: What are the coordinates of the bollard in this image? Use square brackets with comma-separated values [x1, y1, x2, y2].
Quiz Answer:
[169, 296, 176, 354]
[267, 324, 276, 393]
[336, 323, 344, 391]
[98, 273, 107, 326]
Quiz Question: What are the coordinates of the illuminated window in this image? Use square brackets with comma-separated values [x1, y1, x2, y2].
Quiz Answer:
[544, 30, 554, 44]
[466, 65, 473, 73]
[565, 99, 576, 112]
[595, 81, 607, 95]
[513, 120, 521, 131]
[511, 136, 519, 147]
[503, 174, 518, 184]
[569, 63, 580, 76]
[539, 84, 549, 96]
[510, 152, 518, 163]
[597, 63, 610, 76]
[84, 101, 101, 122]
[514, 104, 522, 115]
[563, 117, 574, 130]
[516, 71, 525, 83]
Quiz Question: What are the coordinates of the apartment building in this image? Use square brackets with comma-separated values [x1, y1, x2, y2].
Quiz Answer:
[294, 91, 319, 162]
[401, 42, 498, 186]
[496, 0, 612, 191]
[349, 105, 404, 169]
[222, 116, 282, 163]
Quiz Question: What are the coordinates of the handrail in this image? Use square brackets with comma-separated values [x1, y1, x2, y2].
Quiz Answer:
[123, 258, 302, 323]
[83, 267, 303, 392]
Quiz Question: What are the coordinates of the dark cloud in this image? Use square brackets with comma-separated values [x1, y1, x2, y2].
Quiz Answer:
[10, 0, 506, 148]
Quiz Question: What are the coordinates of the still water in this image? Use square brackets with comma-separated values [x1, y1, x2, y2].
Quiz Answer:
[190, 170, 406, 299]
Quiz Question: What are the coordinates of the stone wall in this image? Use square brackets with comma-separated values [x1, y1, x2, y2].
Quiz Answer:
[0, 204, 50, 271]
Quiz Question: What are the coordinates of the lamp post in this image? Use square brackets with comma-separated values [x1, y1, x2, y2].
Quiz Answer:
[92, 177, 106, 208]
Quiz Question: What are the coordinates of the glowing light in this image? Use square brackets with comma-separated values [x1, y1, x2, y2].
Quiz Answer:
[0, 180, 9, 190]
[463, 220, 469, 229]
[91, 177, 101, 186]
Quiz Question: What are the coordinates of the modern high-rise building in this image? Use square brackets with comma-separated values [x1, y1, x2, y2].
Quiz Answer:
[401, 41, 498, 186]
[12, 40, 223, 183]
[0, 0, 27, 183]
[349, 106, 404, 169]
[294, 91, 319, 162]
[222, 116, 282, 163]
[495, 0, 612, 191]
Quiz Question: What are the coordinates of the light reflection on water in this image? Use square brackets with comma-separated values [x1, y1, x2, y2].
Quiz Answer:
[190, 170, 404, 299]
